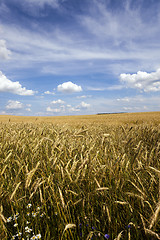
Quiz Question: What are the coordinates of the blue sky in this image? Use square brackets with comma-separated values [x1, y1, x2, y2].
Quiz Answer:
[0, 0, 160, 116]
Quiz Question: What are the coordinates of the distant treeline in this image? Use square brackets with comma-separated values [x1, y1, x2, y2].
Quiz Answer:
[97, 112, 127, 115]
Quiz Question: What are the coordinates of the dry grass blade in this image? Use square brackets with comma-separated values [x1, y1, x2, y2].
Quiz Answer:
[114, 230, 124, 240]
[0, 215, 7, 240]
[139, 213, 146, 229]
[25, 162, 40, 188]
[125, 192, 144, 200]
[96, 187, 109, 191]
[29, 179, 42, 199]
[145, 228, 160, 239]
[128, 227, 131, 240]
[94, 177, 101, 188]
[1, 165, 7, 175]
[58, 187, 65, 208]
[0, 212, 6, 223]
[10, 182, 21, 200]
[65, 168, 73, 182]
[66, 190, 78, 196]
[115, 201, 128, 205]
[149, 201, 160, 229]
[4, 151, 12, 162]
[103, 205, 111, 223]
[149, 166, 160, 199]
[61, 223, 76, 240]
[39, 187, 43, 203]
[149, 166, 160, 175]
[73, 198, 82, 205]
[75, 129, 88, 135]
[103, 133, 110, 137]
[106, 205, 111, 223]
[129, 180, 146, 197]
[86, 232, 94, 240]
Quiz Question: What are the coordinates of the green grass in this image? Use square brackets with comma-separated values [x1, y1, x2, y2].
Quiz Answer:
[0, 116, 160, 239]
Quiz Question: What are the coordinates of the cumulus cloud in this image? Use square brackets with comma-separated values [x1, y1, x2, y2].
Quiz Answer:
[46, 104, 80, 113]
[117, 97, 130, 102]
[0, 39, 11, 60]
[120, 68, 160, 92]
[79, 101, 90, 109]
[46, 100, 90, 114]
[46, 106, 62, 113]
[26, 108, 31, 112]
[0, 71, 35, 95]
[44, 91, 55, 95]
[6, 100, 23, 110]
[51, 99, 65, 104]
[57, 81, 82, 93]
[68, 107, 80, 112]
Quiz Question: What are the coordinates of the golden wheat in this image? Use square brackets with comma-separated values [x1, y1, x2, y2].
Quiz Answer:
[0, 112, 160, 239]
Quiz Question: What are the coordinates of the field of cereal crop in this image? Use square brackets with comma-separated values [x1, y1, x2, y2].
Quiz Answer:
[0, 112, 160, 240]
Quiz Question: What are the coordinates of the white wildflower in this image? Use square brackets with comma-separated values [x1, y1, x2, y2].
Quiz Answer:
[25, 226, 32, 233]
[16, 232, 22, 237]
[27, 203, 32, 208]
[11, 235, 16, 240]
[32, 211, 37, 217]
[36, 233, 41, 239]
[7, 216, 12, 222]
[30, 235, 37, 240]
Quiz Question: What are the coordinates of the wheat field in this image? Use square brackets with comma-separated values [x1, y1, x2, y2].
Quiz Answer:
[0, 112, 160, 240]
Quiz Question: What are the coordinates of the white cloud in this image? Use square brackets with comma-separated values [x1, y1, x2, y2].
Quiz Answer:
[26, 104, 31, 107]
[17, 0, 60, 17]
[123, 107, 133, 111]
[44, 91, 55, 95]
[26, 108, 31, 112]
[51, 99, 65, 104]
[0, 111, 7, 115]
[68, 107, 80, 112]
[2, 10, 160, 77]
[1, 0, 160, 79]
[46, 101, 87, 114]
[120, 68, 160, 92]
[0, 71, 35, 95]
[6, 100, 23, 110]
[46, 106, 62, 113]
[23, 0, 59, 8]
[87, 85, 124, 91]
[76, 95, 91, 99]
[81, 0, 160, 47]
[0, 2, 10, 15]
[79, 101, 90, 109]
[87, 87, 105, 91]
[57, 81, 82, 93]
[106, 85, 124, 90]
[117, 97, 130, 102]
[46, 104, 81, 113]
[0, 39, 11, 60]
